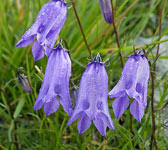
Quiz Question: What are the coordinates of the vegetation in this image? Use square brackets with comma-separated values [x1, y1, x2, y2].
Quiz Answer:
[0, 0, 168, 149]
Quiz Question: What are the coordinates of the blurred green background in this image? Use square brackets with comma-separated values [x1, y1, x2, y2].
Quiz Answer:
[0, 0, 168, 149]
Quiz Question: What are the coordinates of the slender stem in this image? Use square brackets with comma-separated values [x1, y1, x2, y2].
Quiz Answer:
[110, 0, 124, 68]
[150, 71, 157, 150]
[133, 46, 136, 55]
[71, 0, 92, 58]
[150, 1, 165, 149]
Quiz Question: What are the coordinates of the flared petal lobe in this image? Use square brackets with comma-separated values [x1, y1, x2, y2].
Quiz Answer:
[16, 0, 67, 60]
[109, 55, 141, 98]
[33, 48, 72, 116]
[68, 60, 115, 136]
[109, 54, 150, 122]
[99, 0, 113, 24]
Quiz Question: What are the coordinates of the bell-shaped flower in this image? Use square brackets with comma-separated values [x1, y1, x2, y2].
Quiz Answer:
[99, 0, 113, 24]
[16, 0, 67, 61]
[17, 67, 32, 94]
[109, 54, 150, 122]
[67, 54, 115, 136]
[33, 44, 72, 116]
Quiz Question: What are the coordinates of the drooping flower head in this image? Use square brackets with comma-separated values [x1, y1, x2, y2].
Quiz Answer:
[99, 0, 113, 24]
[17, 67, 32, 94]
[33, 42, 72, 116]
[16, 0, 67, 61]
[67, 54, 115, 136]
[109, 54, 150, 122]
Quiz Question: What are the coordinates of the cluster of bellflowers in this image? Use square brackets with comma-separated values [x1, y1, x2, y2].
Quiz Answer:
[16, 0, 150, 136]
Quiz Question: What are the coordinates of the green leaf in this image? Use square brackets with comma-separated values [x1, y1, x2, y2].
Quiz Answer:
[8, 120, 14, 142]
[13, 98, 25, 119]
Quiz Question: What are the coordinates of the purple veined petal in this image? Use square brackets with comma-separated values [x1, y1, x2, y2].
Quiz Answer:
[16, 1, 52, 47]
[16, 2, 50, 47]
[16, 1, 50, 48]
[33, 99, 44, 110]
[109, 55, 141, 98]
[32, 41, 45, 61]
[77, 114, 92, 135]
[134, 55, 150, 107]
[36, 2, 61, 43]
[43, 48, 72, 116]
[67, 111, 83, 125]
[44, 97, 60, 116]
[33, 49, 57, 110]
[34, 48, 72, 116]
[16, 0, 67, 61]
[130, 100, 145, 122]
[36, 1, 67, 46]
[112, 94, 130, 119]
[68, 59, 114, 135]
[96, 112, 115, 130]
[99, 0, 113, 24]
[44, 16, 67, 57]
[44, 4, 67, 57]
[16, 35, 35, 47]
[93, 118, 106, 136]
[93, 111, 115, 136]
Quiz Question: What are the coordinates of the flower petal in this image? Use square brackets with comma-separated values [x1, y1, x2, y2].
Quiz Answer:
[109, 55, 141, 98]
[133, 56, 150, 107]
[93, 118, 106, 136]
[67, 111, 83, 125]
[96, 112, 115, 130]
[33, 49, 56, 110]
[44, 97, 60, 116]
[32, 41, 44, 61]
[99, 0, 113, 24]
[77, 114, 91, 135]
[33, 99, 44, 110]
[112, 94, 130, 119]
[130, 100, 145, 122]
[44, 48, 72, 115]
[16, 35, 35, 47]
[44, 3, 67, 57]
[36, 1, 67, 49]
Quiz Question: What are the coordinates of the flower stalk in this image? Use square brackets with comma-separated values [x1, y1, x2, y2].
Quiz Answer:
[150, 0, 165, 149]
[110, 0, 124, 68]
[70, 0, 92, 58]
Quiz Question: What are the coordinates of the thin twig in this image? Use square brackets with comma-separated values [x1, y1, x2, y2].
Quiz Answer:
[71, 0, 92, 58]
[111, 0, 124, 68]
[150, 1, 165, 149]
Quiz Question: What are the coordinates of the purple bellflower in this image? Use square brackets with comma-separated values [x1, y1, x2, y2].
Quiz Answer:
[108, 54, 150, 122]
[33, 43, 73, 116]
[99, 0, 113, 24]
[67, 54, 115, 136]
[16, 0, 67, 61]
